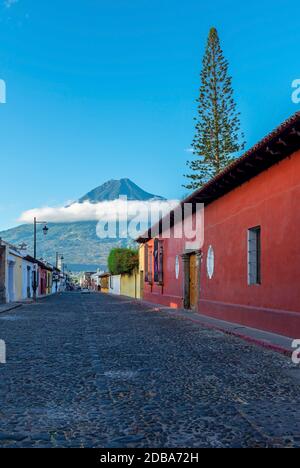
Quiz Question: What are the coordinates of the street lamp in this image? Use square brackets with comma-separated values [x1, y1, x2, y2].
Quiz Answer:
[33, 217, 49, 300]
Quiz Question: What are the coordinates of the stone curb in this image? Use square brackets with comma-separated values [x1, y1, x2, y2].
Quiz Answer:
[176, 314, 292, 357]
[0, 303, 23, 315]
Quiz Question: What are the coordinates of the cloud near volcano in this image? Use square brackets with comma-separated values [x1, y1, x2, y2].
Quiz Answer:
[19, 199, 180, 224]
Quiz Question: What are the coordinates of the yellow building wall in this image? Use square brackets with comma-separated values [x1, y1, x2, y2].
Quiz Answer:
[46, 271, 53, 295]
[138, 245, 144, 299]
[139, 245, 145, 271]
[120, 270, 142, 299]
[100, 276, 110, 293]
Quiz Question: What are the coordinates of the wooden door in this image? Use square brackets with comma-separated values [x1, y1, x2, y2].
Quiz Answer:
[140, 271, 144, 299]
[189, 254, 197, 309]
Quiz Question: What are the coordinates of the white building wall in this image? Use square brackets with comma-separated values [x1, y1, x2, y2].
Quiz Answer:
[109, 275, 121, 295]
[52, 280, 58, 294]
[21, 259, 34, 300]
[6, 258, 15, 303]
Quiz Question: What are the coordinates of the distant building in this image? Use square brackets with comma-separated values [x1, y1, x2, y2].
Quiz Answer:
[0, 240, 28, 303]
[99, 273, 110, 293]
[0, 239, 65, 304]
[80, 272, 96, 289]
[91, 270, 105, 291]
[109, 275, 121, 295]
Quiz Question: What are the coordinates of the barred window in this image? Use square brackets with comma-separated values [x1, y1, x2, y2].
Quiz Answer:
[158, 241, 164, 284]
[153, 239, 164, 284]
[248, 226, 261, 285]
[154, 239, 159, 283]
[148, 248, 153, 283]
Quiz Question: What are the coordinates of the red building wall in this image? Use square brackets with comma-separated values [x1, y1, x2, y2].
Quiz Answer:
[143, 148, 300, 337]
[144, 237, 184, 308]
[39, 268, 47, 296]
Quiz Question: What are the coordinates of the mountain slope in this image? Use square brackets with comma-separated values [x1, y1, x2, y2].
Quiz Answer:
[0, 221, 133, 272]
[0, 179, 163, 272]
[78, 178, 164, 203]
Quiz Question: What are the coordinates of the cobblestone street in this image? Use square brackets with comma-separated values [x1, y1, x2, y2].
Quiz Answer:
[0, 292, 299, 448]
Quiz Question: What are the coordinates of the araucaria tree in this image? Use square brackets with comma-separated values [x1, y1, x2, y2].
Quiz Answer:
[184, 27, 245, 190]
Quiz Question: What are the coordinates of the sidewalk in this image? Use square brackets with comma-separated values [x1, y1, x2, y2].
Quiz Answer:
[0, 303, 23, 314]
[137, 299, 294, 356]
[0, 294, 58, 314]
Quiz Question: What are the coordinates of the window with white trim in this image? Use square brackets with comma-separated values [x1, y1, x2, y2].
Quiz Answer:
[248, 226, 261, 285]
[144, 244, 149, 282]
[153, 239, 164, 284]
[148, 247, 153, 283]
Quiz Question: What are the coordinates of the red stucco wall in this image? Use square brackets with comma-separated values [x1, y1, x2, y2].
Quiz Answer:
[39, 268, 47, 296]
[143, 149, 300, 337]
[144, 237, 184, 308]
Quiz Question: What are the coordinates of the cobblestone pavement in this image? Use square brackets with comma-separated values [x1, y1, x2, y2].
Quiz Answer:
[0, 292, 299, 448]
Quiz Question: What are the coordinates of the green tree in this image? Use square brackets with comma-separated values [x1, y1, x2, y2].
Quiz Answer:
[108, 248, 139, 276]
[184, 27, 245, 190]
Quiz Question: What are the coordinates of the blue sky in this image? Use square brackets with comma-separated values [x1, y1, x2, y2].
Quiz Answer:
[0, 0, 299, 230]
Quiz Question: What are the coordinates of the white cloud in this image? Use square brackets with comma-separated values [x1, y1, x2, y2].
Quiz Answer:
[4, 0, 18, 8]
[19, 199, 180, 224]
[185, 148, 194, 153]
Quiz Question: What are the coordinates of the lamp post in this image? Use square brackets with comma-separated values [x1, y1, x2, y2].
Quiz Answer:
[33, 217, 49, 301]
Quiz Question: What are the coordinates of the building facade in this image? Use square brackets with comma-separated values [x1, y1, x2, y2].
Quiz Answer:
[80, 272, 96, 289]
[6, 244, 24, 303]
[120, 270, 142, 299]
[138, 113, 300, 338]
[21, 256, 35, 300]
[0, 240, 62, 303]
[99, 273, 110, 293]
[109, 275, 121, 295]
[0, 244, 6, 303]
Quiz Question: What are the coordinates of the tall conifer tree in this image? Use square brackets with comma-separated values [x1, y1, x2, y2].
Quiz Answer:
[184, 27, 245, 190]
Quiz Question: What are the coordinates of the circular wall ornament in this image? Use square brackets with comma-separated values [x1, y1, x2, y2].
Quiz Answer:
[207, 246, 214, 279]
[175, 256, 180, 279]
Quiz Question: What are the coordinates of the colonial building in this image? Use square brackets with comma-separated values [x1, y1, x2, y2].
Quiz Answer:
[0, 242, 7, 303]
[0, 240, 62, 303]
[109, 274, 121, 295]
[99, 273, 110, 293]
[80, 271, 96, 289]
[0, 240, 24, 303]
[107, 270, 142, 299]
[137, 112, 300, 338]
